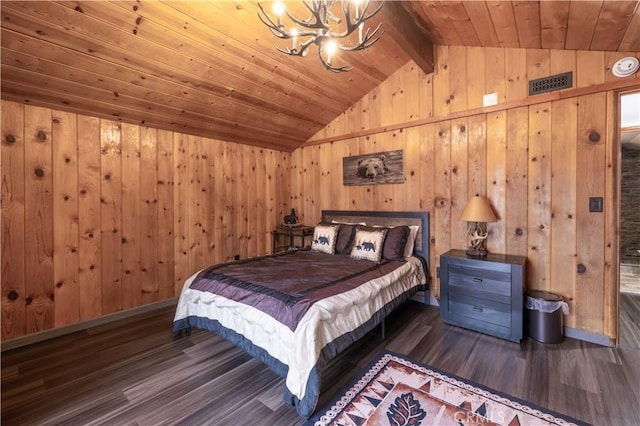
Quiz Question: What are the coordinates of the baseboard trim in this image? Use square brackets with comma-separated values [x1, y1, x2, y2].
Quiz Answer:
[564, 326, 613, 347]
[1, 297, 179, 352]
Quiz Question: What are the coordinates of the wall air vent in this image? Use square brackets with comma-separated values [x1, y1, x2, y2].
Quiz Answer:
[528, 71, 573, 96]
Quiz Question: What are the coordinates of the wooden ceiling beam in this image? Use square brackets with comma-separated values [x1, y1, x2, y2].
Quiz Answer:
[379, 1, 435, 75]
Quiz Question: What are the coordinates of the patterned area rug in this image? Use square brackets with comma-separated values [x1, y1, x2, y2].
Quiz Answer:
[306, 350, 588, 426]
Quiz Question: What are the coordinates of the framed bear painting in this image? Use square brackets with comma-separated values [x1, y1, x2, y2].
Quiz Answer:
[342, 149, 405, 186]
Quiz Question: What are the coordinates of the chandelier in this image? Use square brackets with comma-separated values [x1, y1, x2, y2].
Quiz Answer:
[258, 0, 384, 73]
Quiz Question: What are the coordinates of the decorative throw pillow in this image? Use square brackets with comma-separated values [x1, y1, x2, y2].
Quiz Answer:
[310, 224, 339, 254]
[334, 224, 357, 254]
[350, 229, 388, 262]
[382, 225, 410, 261]
[403, 225, 420, 258]
[331, 221, 365, 254]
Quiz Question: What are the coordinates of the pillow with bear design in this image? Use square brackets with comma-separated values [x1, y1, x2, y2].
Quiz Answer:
[310, 224, 339, 254]
[350, 229, 388, 263]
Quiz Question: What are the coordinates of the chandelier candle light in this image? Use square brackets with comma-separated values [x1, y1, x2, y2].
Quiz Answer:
[460, 195, 498, 257]
[258, 0, 384, 73]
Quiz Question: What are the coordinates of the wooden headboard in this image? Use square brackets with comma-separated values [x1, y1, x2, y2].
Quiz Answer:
[321, 210, 431, 282]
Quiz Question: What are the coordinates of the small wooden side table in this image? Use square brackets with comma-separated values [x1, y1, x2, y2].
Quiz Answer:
[272, 225, 314, 253]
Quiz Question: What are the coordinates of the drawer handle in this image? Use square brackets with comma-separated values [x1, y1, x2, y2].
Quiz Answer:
[472, 277, 483, 283]
[473, 306, 483, 312]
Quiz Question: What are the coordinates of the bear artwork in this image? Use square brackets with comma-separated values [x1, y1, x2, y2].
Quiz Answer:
[314, 235, 330, 245]
[356, 155, 389, 179]
[356, 241, 376, 251]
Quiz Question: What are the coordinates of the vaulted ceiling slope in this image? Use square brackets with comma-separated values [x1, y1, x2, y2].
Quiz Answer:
[2, 1, 639, 152]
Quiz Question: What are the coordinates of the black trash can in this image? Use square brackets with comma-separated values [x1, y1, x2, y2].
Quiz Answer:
[526, 290, 566, 344]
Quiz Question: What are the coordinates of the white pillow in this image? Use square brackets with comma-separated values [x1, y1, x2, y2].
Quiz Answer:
[350, 229, 387, 263]
[403, 225, 420, 258]
[310, 224, 339, 254]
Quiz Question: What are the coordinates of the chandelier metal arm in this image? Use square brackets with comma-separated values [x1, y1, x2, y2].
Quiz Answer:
[287, 0, 331, 29]
[258, 3, 326, 42]
[257, 4, 288, 38]
[359, 0, 385, 21]
[318, 44, 351, 72]
[275, 38, 315, 57]
[258, 0, 385, 73]
[341, 1, 382, 37]
[340, 23, 383, 51]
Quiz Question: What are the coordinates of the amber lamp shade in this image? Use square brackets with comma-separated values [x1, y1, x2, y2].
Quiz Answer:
[460, 195, 498, 256]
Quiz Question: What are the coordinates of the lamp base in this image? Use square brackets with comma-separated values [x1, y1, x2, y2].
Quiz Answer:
[466, 221, 489, 257]
[466, 246, 488, 257]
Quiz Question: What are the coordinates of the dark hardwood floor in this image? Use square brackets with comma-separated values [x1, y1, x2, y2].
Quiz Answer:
[2, 302, 640, 426]
[620, 292, 640, 350]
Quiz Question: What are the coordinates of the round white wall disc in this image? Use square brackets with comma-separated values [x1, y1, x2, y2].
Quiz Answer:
[612, 57, 639, 77]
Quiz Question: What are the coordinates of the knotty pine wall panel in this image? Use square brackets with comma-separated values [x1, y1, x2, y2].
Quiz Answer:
[52, 110, 80, 327]
[77, 116, 102, 321]
[24, 106, 54, 333]
[448, 119, 468, 253]
[486, 111, 507, 255]
[187, 135, 205, 274]
[140, 127, 160, 305]
[575, 93, 607, 334]
[225, 143, 239, 262]
[1, 100, 288, 340]
[433, 123, 452, 289]
[550, 99, 578, 329]
[172, 132, 189, 294]
[121, 123, 142, 310]
[404, 127, 422, 212]
[604, 91, 620, 339]
[236, 144, 248, 260]
[504, 107, 530, 258]
[466, 47, 485, 110]
[485, 48, 506, 104]
[1, 101, 26, 339]
[526, 102, 552, 299]
[100, 120, 124, 315]
[212, 139, 225, 265]
[156, 130, 174, 300]
[300, 46, 638, 338]
[466, 115, 488, 199]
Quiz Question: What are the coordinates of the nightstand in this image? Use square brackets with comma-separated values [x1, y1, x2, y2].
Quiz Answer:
[439, 249, 526, 343]
[272, 225, 314, 253]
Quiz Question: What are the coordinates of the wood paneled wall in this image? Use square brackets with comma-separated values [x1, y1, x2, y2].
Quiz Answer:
[2, 46, 638, 342]
[1, 100, 290, 340]
[296, 46, 640, 339]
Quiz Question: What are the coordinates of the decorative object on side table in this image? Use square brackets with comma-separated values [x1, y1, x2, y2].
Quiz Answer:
[460, 195, 498, 256]
[283, 208, 298, 227]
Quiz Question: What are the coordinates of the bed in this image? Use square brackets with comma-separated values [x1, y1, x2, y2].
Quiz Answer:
[172, 210, 431, 417]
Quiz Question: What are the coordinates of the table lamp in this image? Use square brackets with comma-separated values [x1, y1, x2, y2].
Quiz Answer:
[460, 195, 498, 256]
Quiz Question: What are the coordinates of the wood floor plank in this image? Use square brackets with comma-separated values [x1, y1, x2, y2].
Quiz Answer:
[620, 292, 640, 349]
[2, 301, 640, 425]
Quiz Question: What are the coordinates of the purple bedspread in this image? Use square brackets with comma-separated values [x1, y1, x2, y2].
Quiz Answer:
[189, 249, 406, 331]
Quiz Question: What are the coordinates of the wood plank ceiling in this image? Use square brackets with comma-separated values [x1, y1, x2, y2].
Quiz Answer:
[2, 1, 639, 152]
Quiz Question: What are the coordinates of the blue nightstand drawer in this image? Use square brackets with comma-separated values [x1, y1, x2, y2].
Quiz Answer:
[439, 249, 526, 343]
